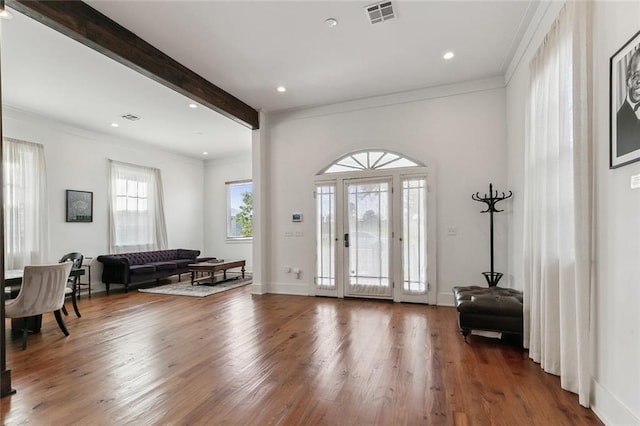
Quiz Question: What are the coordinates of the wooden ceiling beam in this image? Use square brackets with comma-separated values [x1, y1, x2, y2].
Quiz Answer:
[7, 0, 259, 129]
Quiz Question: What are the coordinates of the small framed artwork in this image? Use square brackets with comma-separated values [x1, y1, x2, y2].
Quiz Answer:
[66, 190, 93, 222]
[610, 30, 640, 168]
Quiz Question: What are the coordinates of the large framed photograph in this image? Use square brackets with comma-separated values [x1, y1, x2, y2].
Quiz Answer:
[611, 30, 640, 168]
[66, 190, 93, 222]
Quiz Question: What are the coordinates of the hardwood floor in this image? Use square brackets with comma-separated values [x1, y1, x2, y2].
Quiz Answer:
[2, 283, 601, 425]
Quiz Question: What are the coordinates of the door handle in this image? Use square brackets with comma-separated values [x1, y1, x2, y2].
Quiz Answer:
[344, 233, 349, 248]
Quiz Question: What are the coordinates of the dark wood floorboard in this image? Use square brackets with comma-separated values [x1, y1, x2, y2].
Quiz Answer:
[1, 282, 602, 425]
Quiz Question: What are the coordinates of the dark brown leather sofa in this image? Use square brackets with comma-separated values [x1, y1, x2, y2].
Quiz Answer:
[452, 285, 523, 342]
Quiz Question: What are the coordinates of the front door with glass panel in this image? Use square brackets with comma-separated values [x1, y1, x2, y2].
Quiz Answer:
[344, 178, 392, 298]
[315, 150, 432, 303]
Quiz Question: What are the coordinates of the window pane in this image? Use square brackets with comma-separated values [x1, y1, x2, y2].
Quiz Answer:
[378, 157, 417, 169]
[126, 180, 137, 197]
[368, 151, 385, 167]
[321, 150, 422, 174]
[138, 182, 148, 198]
[116, 196, 126, 211]
[351, 152, 369, 168]
[227, 181, 253, 239]
[348, 182, 389, 289]
[325, 164, 358, 173]
[338, 156, 364, 170]
[126, 196, 136, 211]
[116, 178, 127, 194]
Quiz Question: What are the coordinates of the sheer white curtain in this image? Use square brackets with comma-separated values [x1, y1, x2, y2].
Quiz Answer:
[523, 2, 592, 407]
[108, 160, 168, 253]
[3, 138, 49, 269]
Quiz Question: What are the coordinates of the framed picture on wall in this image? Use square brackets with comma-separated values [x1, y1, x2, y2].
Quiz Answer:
[610, 30, 640, 168]
[66, 190, 93, 222]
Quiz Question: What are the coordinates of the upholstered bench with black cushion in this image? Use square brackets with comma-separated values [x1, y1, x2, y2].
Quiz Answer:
[452, 285, 523, 342]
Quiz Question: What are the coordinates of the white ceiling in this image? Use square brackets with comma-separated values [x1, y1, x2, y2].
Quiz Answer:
[1, 0, 540, 160]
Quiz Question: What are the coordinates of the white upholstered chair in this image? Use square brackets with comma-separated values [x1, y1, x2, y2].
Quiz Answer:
[4, 262, 73, 350]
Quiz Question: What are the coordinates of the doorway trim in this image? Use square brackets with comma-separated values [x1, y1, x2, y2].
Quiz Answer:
[314, 150, 436, 303]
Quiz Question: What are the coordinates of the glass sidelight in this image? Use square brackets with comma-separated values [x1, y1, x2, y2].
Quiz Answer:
[401, 177, 428, 298]
[315, 184, 336, 291]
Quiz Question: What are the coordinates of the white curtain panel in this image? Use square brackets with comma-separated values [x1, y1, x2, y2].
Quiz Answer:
[3, 137, 49, 269]
[153, 167, 169, 250]
[108, 160, 168, 253]
[523, 1, 592, 407]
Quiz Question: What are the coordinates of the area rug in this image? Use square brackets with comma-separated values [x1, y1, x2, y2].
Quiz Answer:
[138, 277, 252, 297]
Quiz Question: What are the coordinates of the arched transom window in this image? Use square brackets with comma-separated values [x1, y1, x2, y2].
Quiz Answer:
[319, 150, 424, 174]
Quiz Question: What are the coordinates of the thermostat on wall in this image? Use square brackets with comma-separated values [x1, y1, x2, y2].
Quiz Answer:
[292, 213, 303, 222]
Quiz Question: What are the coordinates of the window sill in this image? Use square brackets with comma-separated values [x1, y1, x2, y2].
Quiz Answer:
[226, 238, 253, 244]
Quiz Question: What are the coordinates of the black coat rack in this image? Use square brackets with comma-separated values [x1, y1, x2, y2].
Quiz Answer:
[472, 183, 512, 287]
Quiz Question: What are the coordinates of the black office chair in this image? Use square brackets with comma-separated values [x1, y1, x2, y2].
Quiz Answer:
[59, 252, 83, 318]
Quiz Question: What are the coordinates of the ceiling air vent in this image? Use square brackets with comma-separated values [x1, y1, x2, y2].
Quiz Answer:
[365, 1, 395, 24]
[121, 113, 141, 121]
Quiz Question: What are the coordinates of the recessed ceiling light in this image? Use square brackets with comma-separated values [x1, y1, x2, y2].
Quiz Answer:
[188, 103, 198, 109]
[443, 51, 455, 60]
[202, 151, 209, 155]
[110, 123, 119, 127]
[276, 86, 287, 93]
[325, 18, 338, 28]
[0, 9, 13, 19]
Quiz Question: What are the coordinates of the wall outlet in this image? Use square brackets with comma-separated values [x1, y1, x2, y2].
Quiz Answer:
[447, 226, 457, 236]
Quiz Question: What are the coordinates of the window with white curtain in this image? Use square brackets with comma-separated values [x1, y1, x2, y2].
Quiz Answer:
[3, 138, 48, 269]
[108, 160, 167, 253]
[524, 1, 591, 407]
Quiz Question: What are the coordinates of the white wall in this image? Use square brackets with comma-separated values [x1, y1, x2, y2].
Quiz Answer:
[203, 154, 253, 271]
[4, 108, 206, 289]
[506, 2, 640, 424]
[592, 2, 640, 424]
[265, 79, 509, 302]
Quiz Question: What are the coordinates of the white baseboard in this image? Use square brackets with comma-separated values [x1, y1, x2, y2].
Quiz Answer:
[437, 291, 455, 307]
[592, 379, 640, 425]
[267, 282, 312, 296]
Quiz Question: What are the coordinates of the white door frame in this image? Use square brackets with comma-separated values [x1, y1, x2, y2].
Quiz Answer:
[314, 166, 436, 304]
